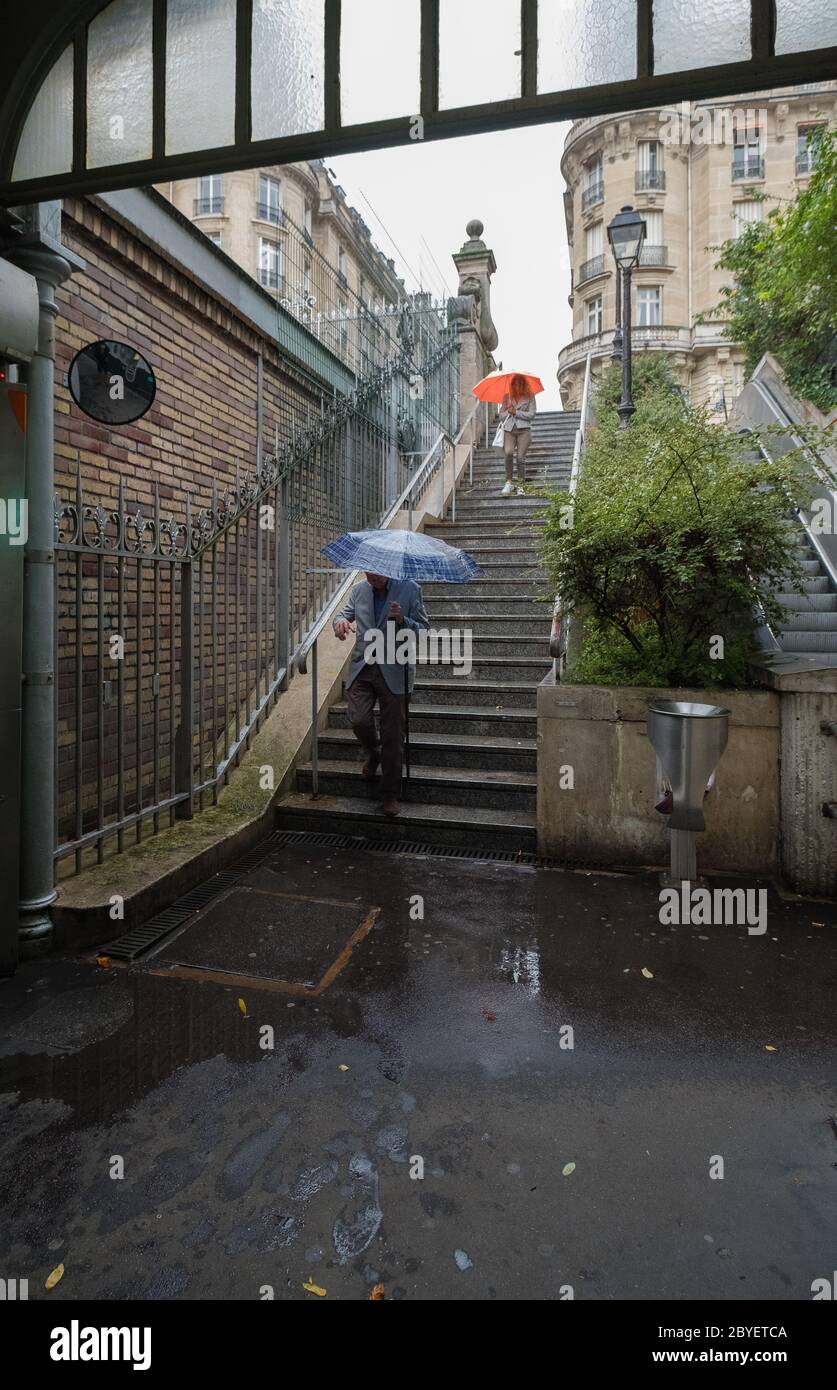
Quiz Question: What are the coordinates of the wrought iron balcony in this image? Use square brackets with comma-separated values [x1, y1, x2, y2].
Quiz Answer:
[578, 253, 606, 285]
[581, 179, 604, 211]
[635, 168, 666, 191]
[256, 201, 283, 224]
[732, 155, 765, 180]
[639, 243, 668, 266]
[193, 196, 223, 216]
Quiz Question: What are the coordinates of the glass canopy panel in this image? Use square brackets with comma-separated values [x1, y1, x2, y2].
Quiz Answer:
[653, 0, 751, 75]
[87, 0, 154, 168]
[340, 0, 420, 124]
[12, 44, 73, 181]
[252, 0, 325, 140]
[775, 0, 837, 54]
[538, 0, 637, 92]
[439, 0, 520, 110]
[165, 0, 236, 155]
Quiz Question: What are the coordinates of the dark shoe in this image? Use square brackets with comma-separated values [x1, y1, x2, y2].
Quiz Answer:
[361, 751, 380, 780]
[382, 798, 401, 818]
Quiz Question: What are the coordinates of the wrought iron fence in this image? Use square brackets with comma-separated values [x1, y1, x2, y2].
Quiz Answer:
[53, 303, 460, 875]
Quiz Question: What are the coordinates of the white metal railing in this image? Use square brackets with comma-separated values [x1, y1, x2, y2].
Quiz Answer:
[298, 417, 473, 797]
[552, 352, 594, 677]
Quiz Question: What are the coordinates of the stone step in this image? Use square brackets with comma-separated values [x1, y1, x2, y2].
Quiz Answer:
[412, 677, 540, 708]
[422, 614, 549, 635]
[780, 630, 837, 651]
[436, 545, 542, 562]
[424, 597, 550, 615]
[422, 581, 546, 598]
[296, 760, 537, 812]
[316, 726, 536, 772]
[417, 657, 550, 681]
[417, 633, 551, 658]
[460, 560, 546, 575]
[799, 577, 831, 594]
[779, 610, 837, 630]
[777, 592, 837, 611]
[424, 531, 541, 548]
[328, 700, 537, 738]
[275, 793, 537, 852]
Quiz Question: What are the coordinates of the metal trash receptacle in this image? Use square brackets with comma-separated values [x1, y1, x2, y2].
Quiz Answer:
[646, 700, 730, 883]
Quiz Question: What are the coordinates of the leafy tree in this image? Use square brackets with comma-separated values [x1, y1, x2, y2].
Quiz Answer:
[539, 390, 815, 688]
[706, 125, 837, 412]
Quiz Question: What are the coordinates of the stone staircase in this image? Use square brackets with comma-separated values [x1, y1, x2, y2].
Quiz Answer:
[772, 526, 837, 666]
[276, 409, 580, 850]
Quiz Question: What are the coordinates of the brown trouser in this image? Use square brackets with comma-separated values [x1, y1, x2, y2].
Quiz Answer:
[504, 427, 531, 480]
[346, 664, 405, 798]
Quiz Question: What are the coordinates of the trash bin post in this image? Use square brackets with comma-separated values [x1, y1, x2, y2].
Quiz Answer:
[646, 701, 730, 886]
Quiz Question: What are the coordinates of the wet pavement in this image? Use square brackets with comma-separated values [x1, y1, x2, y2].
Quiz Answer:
[1, 841, 836, 1302]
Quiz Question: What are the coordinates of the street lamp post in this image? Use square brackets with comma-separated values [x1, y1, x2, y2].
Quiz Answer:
[610, 263, 623, 363]
[607, 205, 646, 429]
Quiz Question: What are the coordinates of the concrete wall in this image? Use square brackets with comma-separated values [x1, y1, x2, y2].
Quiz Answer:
[537, 678, 780, 875]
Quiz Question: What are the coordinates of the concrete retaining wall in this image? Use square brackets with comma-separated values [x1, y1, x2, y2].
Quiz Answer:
[537, 678, 780, 875]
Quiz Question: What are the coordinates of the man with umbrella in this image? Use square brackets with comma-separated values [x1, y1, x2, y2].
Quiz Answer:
[325, 528, 481, 820]
[333, 570, 429, 819]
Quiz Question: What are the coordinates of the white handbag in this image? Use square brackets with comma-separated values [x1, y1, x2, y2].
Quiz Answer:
[491, 422, 504, 449]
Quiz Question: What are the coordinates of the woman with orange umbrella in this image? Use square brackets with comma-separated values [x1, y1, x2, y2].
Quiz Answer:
[473, 370, 544, 496]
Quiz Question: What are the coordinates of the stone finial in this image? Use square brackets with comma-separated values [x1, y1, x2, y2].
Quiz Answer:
[466, 219, 484, 239]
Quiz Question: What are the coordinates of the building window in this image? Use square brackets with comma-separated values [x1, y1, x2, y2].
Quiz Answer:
[638, 209, 666, 264]
[580, 221, 605, 283]
[207, 231, 223, 248]
[636, 285, 661, 327]
[585, 295, 603, 336]
[732, 199, 763, 237]
[796, 124, 824, 175]
[336, 243, 347, 286]
[258, 237, 283, 290]
[338, 299, 348, 349]
[303, 202, 313, 240]
[732, 122, 763, 180]
[636, 141, 665, 191]
[258, 174, 282, 224]
[195, 173, 222, 216]
[581, 155, 604, 211]
[303, 259, 312, 300]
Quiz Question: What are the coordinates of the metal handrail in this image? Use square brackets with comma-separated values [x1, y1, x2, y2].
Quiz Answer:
[552, 352, 594, 672]
[297, 427, 451, 677]
[298, 419, 468, 797]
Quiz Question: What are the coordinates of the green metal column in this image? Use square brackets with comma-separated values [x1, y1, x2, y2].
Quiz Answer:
[5, 204, 84, 957]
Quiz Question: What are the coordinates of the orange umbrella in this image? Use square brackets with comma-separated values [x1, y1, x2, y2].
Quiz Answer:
[473, 370, 544, 403]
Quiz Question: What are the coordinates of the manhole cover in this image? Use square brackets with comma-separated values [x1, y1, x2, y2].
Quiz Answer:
[151, 885, 379, 995]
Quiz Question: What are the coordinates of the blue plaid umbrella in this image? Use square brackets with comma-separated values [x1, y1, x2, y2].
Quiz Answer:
[321, 527, 483, 582]
[321, 528, 481, 789]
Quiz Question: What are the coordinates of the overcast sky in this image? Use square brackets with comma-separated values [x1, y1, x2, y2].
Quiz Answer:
[330, 120, 574, 412]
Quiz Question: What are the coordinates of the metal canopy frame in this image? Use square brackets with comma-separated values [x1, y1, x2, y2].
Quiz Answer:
[1, 0, 836, 205]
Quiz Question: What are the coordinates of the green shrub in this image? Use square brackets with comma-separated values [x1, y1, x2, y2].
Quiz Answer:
[540, 390, 814, 688]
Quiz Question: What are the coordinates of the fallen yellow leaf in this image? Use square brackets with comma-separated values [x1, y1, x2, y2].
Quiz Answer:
[765, 1045, 777, 1052]
[562, 1162, 576, 1176]
[96, 955, 111, 970]
[369, 1283, 385, 1300]
[45, 1263, 64, 1290]
[303, 1281, 327, 1297]
[339, 1064, 349, 1072]
[238, 998, 247, 1015]
[641, 967, 653, 979]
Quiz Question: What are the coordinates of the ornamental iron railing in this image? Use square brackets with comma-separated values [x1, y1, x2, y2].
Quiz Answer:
[53, 301, 460, 874]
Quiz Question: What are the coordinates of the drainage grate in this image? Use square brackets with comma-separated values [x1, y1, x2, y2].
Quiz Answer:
[271, 828, 614, 872]
[104, 836, 281, 961]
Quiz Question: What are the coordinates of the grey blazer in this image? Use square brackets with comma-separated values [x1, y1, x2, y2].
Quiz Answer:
[333, 577, 430, 695]
[500, 392, 537, 432]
